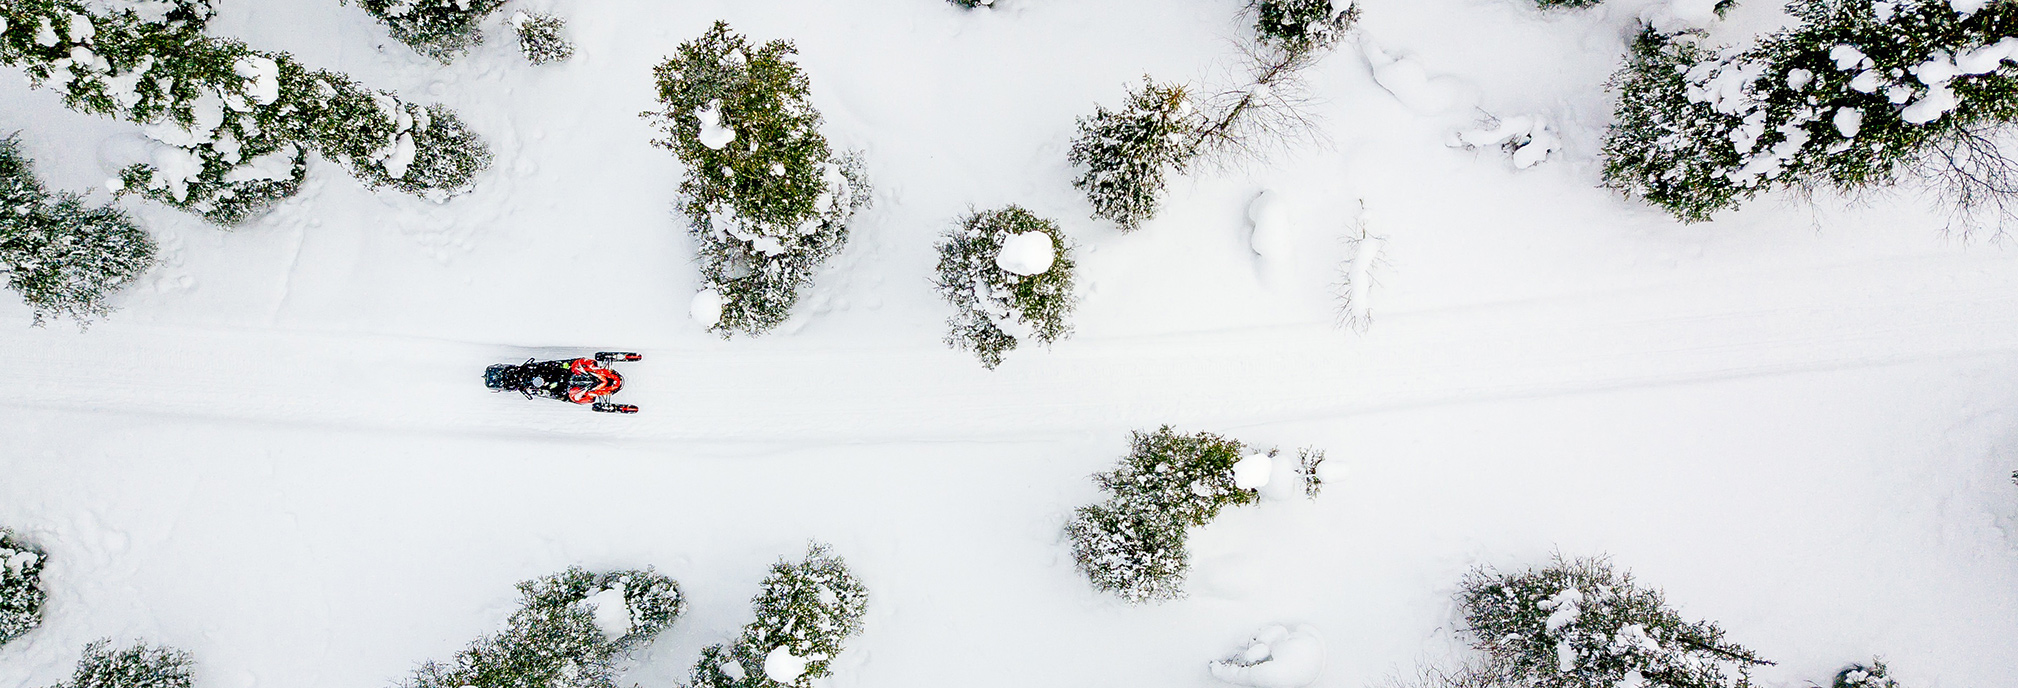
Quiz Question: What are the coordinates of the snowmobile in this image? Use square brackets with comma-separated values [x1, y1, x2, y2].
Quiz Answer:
[485, 352, 642, 414]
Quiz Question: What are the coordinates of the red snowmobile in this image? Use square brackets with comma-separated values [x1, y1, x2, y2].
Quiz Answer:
[485, 352, 642, 414]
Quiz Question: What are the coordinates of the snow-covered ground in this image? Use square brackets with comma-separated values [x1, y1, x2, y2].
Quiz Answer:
[2, 0, 2016, 687]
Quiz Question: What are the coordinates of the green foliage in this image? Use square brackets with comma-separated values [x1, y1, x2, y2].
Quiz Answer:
[58, 640, 194, 688]
[1066, 427, 1265, 603]
[1834, 659, 1898, 688]
[0, 135, 155, 325]
[1251, 0, 1359, 54]
[1458, 555, 1770, 688]
[688, 543, 868, 688]
[1069, 79, 1203, 231]
[0, 528, 46, 647]
[512, 11, 573, 65]
[404, 568, 684, 688]
[0, 0, 490, 225]
[649, 21, 871, 336]
[345, 0, 508, 62]
[934, 206, 1076, 369]
[1603, 1, 2018, 223]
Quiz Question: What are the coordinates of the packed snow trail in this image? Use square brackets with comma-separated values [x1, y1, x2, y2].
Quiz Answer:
[5, 253, 2015, 444]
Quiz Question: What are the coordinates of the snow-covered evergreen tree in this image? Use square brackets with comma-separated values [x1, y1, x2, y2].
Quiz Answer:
[1251, 0, 1359, 54]
[0, 528, 45, 647]
[649, 21, 871, 336]
[1604, 1, 2018, 226]
[948, 0, 997, 8]
[1458, 556, 1770, 688]
[57, 640, 193, 688]
[511, 11, 573, 65]
[1069, 79, 1202, 231]
[405, 568, 683, 688]
[934, 206, 1076, 369]
[0, 134, 155, 325]
[344, 0, 507, 62]
[1066, 427, 1278, 603]
[0, 0, 491, 225]
[688, 543, 868, 688]
[1833, 659, 1898, 688]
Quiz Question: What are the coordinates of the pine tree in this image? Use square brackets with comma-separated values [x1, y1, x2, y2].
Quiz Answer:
[0, 135, 155, 325]
[1458, 556, 1770, 688]
[345, 0, 508, 62]
[1603, 1, 2018, 227]
[512, 11, 573, 65]
[688, 543, 868, 688]
[1251, 0, 1359, 54]
[57, 640, 194, 688]
[1068, 79, 1201, 231]
[648, 21, 871, 336]
[404, 568, 684, 688]
[0, 0, 491, 225]
[1064, 502, 1190, 603]
[934, 206, 1076, 369]
[0, 528, 45, 647]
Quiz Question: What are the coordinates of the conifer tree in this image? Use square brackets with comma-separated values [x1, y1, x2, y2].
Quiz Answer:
[512, 11, 573, 65]
[57, 640, 194, 688]
[1604, 0, 2018, 227]
[344, 0, 507, 62]
[0, 135, 154, 325]
[1069, 79, 1201, 231]
[1458, 556, 1770, 688]
[934, 206, 1076, 369]
[649, 22, 870, 336]
[0, 0, 491, 225]
[0, 528, 45, 647]
[404, 568, 683, 688]
[688, 543, 868, 688]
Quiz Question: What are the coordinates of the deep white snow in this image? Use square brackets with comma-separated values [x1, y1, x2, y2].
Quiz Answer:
[1, 2, 2016, 688]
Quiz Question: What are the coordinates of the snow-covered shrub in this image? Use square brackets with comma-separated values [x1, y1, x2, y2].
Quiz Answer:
[949, 0, 997, 8]
[1069, 79, 1203, 230]
[649, 22, 871, 336]
[57, 640, 194, 688]
[1067, 427, 1290, 603]
[1458, 556, 1769, 688]
[934, 206, 1076, 369]
[344, 0, 507, 62]
[1451, 114, 1562, 169]
[1604, 2, 2018, 227]
[1251, 0, 1359, 55]
[1209, 624, 1327, 688]
[0, 134, 155, 325]
[0, 529, 46, 647]
[1833, 659, 1898, 688]
[0, 0, 491, 225]
[1535, 0, 1602, 8]
[688, 543, 868, 688]
[511, 11, 573, 65]
[1294, 448, 1326, 497]
[405, 568, 684, 688]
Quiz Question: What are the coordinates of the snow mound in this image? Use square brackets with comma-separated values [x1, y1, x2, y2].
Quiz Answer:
[1362, 41, 1471, 115]
[764, 645, 808, 683]
[1450, 115, 1560, 169]
[697, 100, 735, 150]
[1232, 452, 1272, 490]
[995, 232, 1055, 276]
[690, 289, 725, 328]
[1247, 190, 1292, 259]
[1208, 625, 1326, 688]
[583, 585, 632, 641]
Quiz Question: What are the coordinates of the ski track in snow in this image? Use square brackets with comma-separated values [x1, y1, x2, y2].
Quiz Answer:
[8, 255, 2016, 446]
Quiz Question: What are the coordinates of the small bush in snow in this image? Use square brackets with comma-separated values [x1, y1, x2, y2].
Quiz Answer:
[688, 543, 868, 688]
[58, 640, 194, 688]
[1457, 555, 1769, 688]
[405, 568, 683, 688]
[0, 0, 491, 225]
[649, 21, 871, 336]
[1534, 0, 1602, 8]
[1251, 0, 1359, 55]
[1833, 659, 1898, 688]
[1294, 447, 1326, 497]
[512, 11, 573, 65]
[0, 135, 155, 325]
[948, 0, 997, 8]
[1066, 427, 1310, 603]
[934, 206, 1076, 369]
[345, 0, 507, 62]
[1069, 79, 1202, 231]
[0, 528, 46, 647]
[1604, 2, 2018, 229]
